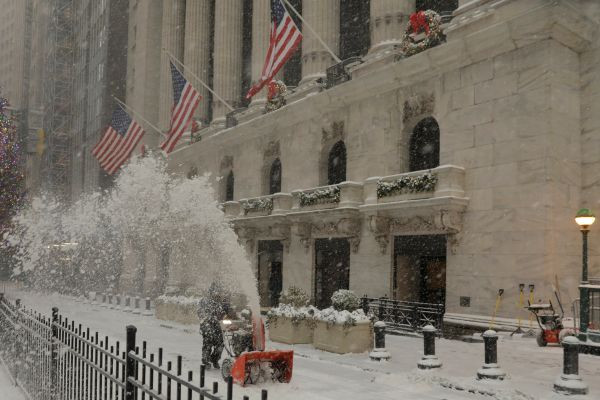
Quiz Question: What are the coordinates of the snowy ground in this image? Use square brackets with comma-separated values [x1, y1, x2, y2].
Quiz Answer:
[4, 289, 600, 400]
[0, 363, 26, 400]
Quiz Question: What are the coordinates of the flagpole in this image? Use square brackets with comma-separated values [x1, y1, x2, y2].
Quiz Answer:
[113, 96, 167, 139]
[282, 0, 342, 64]
[163, 48, 236, 113]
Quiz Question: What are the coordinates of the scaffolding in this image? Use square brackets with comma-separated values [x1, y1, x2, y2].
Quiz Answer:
[42, 0, 74, 202]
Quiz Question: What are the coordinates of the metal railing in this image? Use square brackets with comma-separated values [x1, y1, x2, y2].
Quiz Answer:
[361, 296, 444, 333]
[0, 293, 269, 400]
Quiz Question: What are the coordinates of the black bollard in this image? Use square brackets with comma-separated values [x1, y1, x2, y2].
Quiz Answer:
[553, 336, 588, 394]
[476, 330, 505, 380]
[108, 293, 113, 308]
[418, 325, 442, 369]
[115, 294, 121, 310]
[369, 321, 391, 361]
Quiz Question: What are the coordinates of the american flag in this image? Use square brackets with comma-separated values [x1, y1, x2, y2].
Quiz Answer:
[160, 61, 201, 154]
[246, 0, 302, 99]
[92, 105, 145, 175]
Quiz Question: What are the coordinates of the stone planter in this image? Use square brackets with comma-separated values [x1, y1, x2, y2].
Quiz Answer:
[155, 300, 199, 325]
[313, 320, 373, 354]
[268, 317, 314, 344]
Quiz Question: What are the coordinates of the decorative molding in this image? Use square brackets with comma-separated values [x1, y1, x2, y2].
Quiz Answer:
[312, 218, 362, 253]
[220, 155, 233, 171]
[369, 216, 390, 254]
[321, 121, 345, 144]
[264, 140, 280, 159]
[234, 226, 256, 254]
[403, 92, 435, 123]
[294, 222, 312, 253]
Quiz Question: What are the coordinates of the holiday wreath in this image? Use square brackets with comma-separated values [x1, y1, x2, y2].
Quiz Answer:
[399, 10, 445, 57]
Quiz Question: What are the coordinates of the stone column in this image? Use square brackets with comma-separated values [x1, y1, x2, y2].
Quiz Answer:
[159, 0, 186, 131]
[369, 0, 415, 55]
[299, 0, 340, 86]
[211, 0, 243, 126]
[249, 0, 271, 110]
[184, 0, 212, 124]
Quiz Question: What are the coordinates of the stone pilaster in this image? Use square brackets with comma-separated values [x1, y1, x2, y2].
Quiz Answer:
[159, 0, 186, 131]
[299, 0, 340, 86]
[184, 0, 212, 124]
[211, 0, 243, 126]
[369, 0, 415, 55]
[249, 0, 271, 110]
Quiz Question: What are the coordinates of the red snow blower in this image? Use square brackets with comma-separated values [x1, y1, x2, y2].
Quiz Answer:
[220, 316, 293, 386]
[527, 299, 577, 347]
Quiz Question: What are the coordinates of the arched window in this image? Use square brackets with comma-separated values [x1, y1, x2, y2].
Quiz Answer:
[409, 117, 440, 172]
[225, 171, 234, 201]
[328, 141, 347, 185]
[269, 158, 282, 194]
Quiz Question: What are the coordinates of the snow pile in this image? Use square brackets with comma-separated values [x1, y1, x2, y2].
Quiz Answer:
[267, 303, 318, 326]
[315, 307, 371, 328]
[156, 295, 201, 307]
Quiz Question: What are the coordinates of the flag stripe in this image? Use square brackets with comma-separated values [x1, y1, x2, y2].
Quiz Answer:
[92, 104, 146, 175]
[246, 0, 302, 100]
[160, 61, 201, 154]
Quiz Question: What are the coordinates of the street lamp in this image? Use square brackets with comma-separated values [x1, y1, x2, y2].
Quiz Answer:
[575, 208, 595, 338]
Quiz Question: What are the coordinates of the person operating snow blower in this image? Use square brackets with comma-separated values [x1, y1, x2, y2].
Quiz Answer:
[198, 282, 231, 369]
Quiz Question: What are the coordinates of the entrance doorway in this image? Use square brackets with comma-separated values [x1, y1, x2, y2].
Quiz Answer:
[314, 238, 350, 309]
[393, 235, 446, 305]
[257, 241, 283, 307]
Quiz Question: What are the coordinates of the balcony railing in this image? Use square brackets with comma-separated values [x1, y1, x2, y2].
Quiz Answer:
[223, 165, 466, 219]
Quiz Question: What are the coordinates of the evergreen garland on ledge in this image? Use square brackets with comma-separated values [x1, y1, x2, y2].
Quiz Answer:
[299, 186, 341, 207]
[377, 173, 437, 198]
[242, 197, 274, 214]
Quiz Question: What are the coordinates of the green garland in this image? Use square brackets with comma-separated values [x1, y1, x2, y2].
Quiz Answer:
[377, 173, 437, 198]
[299, 186, 340, 207]
[242, 197, 273, 214]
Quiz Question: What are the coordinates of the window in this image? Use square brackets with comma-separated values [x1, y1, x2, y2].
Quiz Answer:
[328, 141, 347, 185]
[340, 0, 370, 59]
[225, 170, 234, 201]
[269, 158, 282, 195]
[409, 117, 440, 172]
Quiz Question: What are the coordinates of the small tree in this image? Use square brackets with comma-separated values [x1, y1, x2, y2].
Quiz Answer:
[331, 289, 360, 312]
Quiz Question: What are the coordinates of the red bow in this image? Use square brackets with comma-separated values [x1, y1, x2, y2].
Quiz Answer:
[267, 81, 279, 101]
[410, 11, 430, 35]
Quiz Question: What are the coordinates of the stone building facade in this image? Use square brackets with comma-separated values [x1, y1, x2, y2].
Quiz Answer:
[123, 0, 600, 330]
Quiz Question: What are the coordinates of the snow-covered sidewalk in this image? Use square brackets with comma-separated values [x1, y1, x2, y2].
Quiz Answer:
[7, 290, 600, 400]
[0, 364, 26, 400]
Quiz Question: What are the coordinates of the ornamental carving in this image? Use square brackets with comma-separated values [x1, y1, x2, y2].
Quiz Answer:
[293, 222, 312, 253]
[312, 218, 362, 253]
[234, 226, 256, 254]
[264, 140, 280, 159]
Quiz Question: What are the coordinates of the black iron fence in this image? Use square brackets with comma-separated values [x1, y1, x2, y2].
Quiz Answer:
[0, 293, 269, 400]
[361, 296, 444, 333]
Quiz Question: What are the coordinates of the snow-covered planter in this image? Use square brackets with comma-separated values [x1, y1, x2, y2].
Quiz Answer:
[155, 295, 200, 325]
[267, 304, 317, 344]
[312, 290, 373, 354]
[267, 287, 315, 344]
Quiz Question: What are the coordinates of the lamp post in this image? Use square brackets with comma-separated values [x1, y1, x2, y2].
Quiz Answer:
[575, 208, 595, 339]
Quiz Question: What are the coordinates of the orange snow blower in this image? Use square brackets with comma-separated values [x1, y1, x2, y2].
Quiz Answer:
[220, 316, 293, 386]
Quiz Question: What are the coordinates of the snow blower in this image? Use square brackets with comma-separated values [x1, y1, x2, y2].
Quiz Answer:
[220, 315, 293, 386]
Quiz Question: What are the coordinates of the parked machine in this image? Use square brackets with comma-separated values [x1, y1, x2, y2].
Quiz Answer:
[527, 300, 576, 346]
[220, 315, 293, 386]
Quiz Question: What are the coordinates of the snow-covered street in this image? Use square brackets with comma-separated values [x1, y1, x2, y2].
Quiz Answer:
[5, 289, 598, 400]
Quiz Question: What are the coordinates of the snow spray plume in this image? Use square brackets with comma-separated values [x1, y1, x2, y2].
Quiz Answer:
[5, 155, 259, 313]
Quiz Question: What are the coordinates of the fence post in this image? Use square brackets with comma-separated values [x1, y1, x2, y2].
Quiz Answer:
[553, 336, 588, 395]
[51, 307, 59, 400]
[417, 325, 441, 369]
[378, 297, 385, 320]
[125, 325, 137, 400]
[369, 321, 391, 361]
[476, 330, 505, 380]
